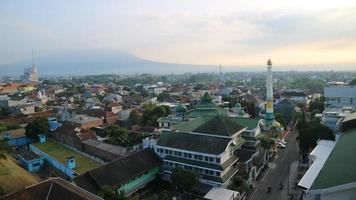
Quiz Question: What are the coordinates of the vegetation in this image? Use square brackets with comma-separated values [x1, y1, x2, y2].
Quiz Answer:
[228, 175, 249, 193]
[0, 123, 20, 132]
[298, 121, 334, 159]
[32, 140, 100, 174]
[274, 113, 286, 127]
[25, 117, 50, 139]
[0, 107, 10, 117]
[0, 155, 38, 194]
[171, 168, 199, 192]
[258, 134, 276, 163]
[98, 187, 139, 200]
[105, 125, 129, 145]
[309, 97, 325, 113]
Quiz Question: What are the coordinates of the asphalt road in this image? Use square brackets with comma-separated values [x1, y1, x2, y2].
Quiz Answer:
[250, 130, 300, 200]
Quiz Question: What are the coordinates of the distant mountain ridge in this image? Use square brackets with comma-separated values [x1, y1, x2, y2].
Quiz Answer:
[0, 49, 216, 76]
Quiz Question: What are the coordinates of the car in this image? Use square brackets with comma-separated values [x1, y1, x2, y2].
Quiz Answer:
[277, 142, 287, 149]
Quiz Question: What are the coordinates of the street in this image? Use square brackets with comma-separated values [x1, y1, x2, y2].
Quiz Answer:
[250, 130, 300, 200]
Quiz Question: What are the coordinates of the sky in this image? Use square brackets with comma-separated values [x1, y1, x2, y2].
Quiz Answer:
[1, 0, 356, 70]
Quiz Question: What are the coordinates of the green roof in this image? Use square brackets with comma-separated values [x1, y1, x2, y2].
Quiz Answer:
[193, 116, 246, 137]
[32, 140, 101, 174]
[311, 129, 356, 190]
[156, 132, 231, 155]
[173, 115, 260, 134]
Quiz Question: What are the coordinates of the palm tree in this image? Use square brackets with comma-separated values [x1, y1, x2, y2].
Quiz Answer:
[259, 134, 275, 164]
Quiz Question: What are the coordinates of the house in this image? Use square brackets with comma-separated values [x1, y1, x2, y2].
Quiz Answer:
[73, 149, 161, 195]
[18, 151, 45, 172]
[82, 139, 127, 161]
[53, 123, 96, 150]
[65, 114, 104, 129]
[0, 177, 103, 200]
[1, 128, 28, 147]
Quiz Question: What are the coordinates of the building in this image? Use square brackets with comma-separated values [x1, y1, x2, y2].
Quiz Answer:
[324, 82, 356, 108]
[82, 139, 127, 161]
[278, 89, 309, 104]
[156, 115, 246, 187]
[65, 114, 104, 129]
[0, 177, 102, 200]
[52, 123, 96, 150]
[299, 112, 356, 199]
[320, 106, 353, 134]
[18, 151, 45, 172]
[73, 149, 161, 195]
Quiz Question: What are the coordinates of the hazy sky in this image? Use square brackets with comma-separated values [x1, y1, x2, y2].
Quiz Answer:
[1, 0, 356, 70]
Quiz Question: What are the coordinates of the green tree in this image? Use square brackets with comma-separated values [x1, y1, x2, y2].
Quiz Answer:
[171, 168, 199, 192]
[128, 109, 143, 126]
[0, 107, 10, 116]
[309, 97, 325, 113]
[299, 122, 334, 159]
[228, 175, 249, 193]
[275, 113, 286, 127]
[258, 134, 276, 163]
[25, 117, 50, 139]
[97, 187, 125, 200]
[105, 125, 129, 145]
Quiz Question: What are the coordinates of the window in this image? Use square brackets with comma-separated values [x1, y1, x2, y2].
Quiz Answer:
[216, 171, 221, 176]
[184, 153, 188, 158]
[216, 158, 220, 163]
[205, 157, 209, 161]
[209, 157, 214, 162]
[197, 155, 202, 160]
[165, 149, 169, 154]
[209, 170, 214, 175]
[194, 155, 199, 159]
[205, 169, 209, 174]
[187, 153, 192, 158]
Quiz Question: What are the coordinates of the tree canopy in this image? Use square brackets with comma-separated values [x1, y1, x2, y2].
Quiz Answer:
[171, 168, 199, 192]
[25, 117, 50, 138]
[105, 125, 129, 145]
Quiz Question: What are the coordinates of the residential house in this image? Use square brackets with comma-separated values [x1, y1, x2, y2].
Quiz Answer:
[74, 149, 161, 195]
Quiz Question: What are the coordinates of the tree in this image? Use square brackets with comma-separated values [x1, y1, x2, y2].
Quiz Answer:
[298, 122, 334, 159]
[0, 107, 10, 117]
[97, 187, 125, 200]
[171, 168, 199, 192]
[228, 175, 249, 193]
[25, 117, 50, 139]
[258, 134, 276, 163]
[128, 109, 143, 127]
[275, 113, 286, 127]
[105, 125, 129, 145]
[309, 97, 325, 113]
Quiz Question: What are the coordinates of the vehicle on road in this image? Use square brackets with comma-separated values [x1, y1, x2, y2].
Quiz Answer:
[267, 185, 272, 194]
[277, 142, 287, 148]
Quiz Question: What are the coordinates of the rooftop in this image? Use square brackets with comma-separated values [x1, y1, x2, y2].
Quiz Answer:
[0, 177, 102, 200]
[157, 132, 232, 155]
[73, 149, 161, 194]
[311, 129, 356, 190]
[32, 140, 101, 174]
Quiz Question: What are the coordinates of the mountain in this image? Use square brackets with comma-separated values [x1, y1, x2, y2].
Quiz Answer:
[0, 49, 215, 76]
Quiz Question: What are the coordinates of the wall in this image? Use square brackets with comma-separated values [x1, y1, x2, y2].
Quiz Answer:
[30, 144, 76, 178]
[119, 167, 159, 194]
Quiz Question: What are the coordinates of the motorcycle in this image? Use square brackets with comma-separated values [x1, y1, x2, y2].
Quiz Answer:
[267, 186, 272, 193]
[279, 182, 283, 190]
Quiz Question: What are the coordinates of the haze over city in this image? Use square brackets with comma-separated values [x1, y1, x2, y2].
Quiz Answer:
[1, 0, 356, 74]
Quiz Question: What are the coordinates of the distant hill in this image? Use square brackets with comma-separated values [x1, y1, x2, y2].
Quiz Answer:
[0, 49, 215, 76]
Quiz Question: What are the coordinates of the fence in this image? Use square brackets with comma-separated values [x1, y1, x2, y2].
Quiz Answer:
[49, 139, 106, 164]
[30, 144, 75, 178]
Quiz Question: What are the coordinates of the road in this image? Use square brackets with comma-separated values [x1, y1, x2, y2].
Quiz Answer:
[250, 130, 300, 200]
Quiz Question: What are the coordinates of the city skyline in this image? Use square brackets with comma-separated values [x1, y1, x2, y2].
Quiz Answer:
[1, 0, 356, 71]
